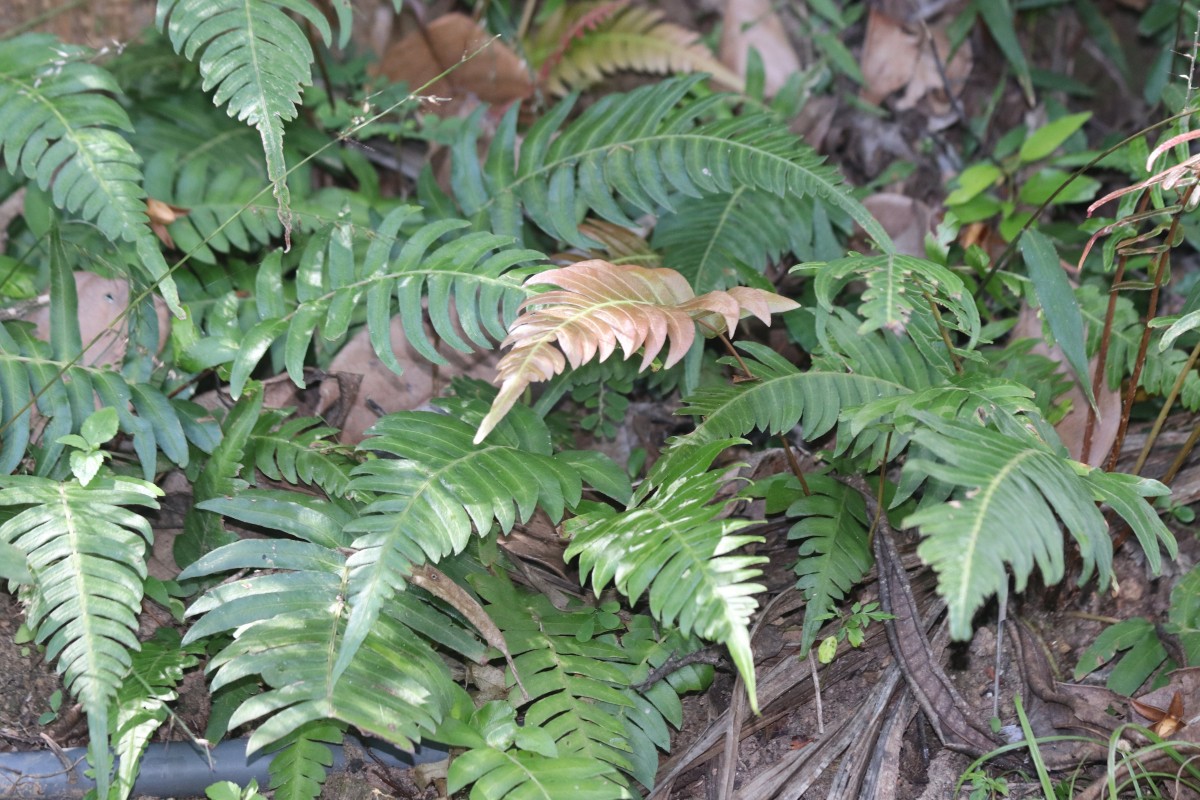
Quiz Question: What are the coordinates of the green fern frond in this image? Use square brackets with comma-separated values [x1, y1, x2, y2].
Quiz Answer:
[228, 209, 545, 398]
[0, 322, 194, 477]
[180, 500, 468, 755]
[847, 375, 1056, 455]
[335, 410, 585, 686]
[1074, 285, 1200, 408]
[904, 414, 1176, 639]
[654, 187, 838, 292]
[676, 340, 912, 446]
[143, 152, 282, 264]
[246, 409, 355, 498]
[445, 572, 692, 798]
[156, 0, 334, 241]
[111, 629, 202, 800]
[0, 471, 162, 797]
[447, 75, 894, 254]
[786, 474, 873, 655]
[177, 382, 264, 568]
[565, 455, 767, 712]
[267, 722, 342, 800]
[801, 253, 982, 348]
[0, 34, 182, 315]
[531, 3, 744, 95]
[444, 697, 630, 800]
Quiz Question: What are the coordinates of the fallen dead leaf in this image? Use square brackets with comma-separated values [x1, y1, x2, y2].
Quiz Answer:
[718, 0, 801, 98]
[373, 13, 533, 117]
[863, 193, 935, 257]
[1012, 302, 1120, 466]
[321, 315, 499, 444]
[27, 272, 171, 366]
[146, 197, 189, 250]
[860, 7, 971, 114]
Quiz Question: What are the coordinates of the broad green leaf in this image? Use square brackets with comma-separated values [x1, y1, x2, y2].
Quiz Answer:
[81, 407, 120, 446]
[1019, 113, 1092, 164]
[1021, 230, 1095, 408]
[945, 163, 1003, 206]
[973, 0, 1034, 105]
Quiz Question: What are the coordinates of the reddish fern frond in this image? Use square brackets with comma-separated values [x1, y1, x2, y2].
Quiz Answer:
[535, 0, 630, 89]
[529, 3, 743, 95]
[475, 260, 797, 443]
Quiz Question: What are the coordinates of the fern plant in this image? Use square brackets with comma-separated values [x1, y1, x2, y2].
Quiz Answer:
[0, 34, 182, 316]
[525, 1, 744, 95]
[154, 0, 339, 242]
[437, 74, 895, 256]
[0, 408, 162, 798]
[0, 4, 1194, 798]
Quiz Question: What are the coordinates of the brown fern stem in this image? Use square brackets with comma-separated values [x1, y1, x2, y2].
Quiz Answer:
[705, 325, 755, 381]
[779, 436, 811, 497]
[1164, 420, 1200, 486]
[1106, 182, 1196, 472]
[923, 291, 962, 375]
[1082, 190, 1153, 465]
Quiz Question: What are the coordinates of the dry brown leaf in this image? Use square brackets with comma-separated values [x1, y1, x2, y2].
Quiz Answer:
[860, 7, 971, 112]
[145, 197, 189, 250]
[534, 3, 743, 95]
[373, 13, 532, 116]
[862, 193, 935, 257]
[718, 0, 801, 98]
[27, 272, 171, 366]
[566, 218, 659, 266]
[475, 260, 798, 443]
[1012, 302, 1120, 466]
[321, 314, 498, 444]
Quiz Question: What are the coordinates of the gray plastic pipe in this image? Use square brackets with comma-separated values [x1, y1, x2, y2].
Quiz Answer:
[0, 736, 448, 798]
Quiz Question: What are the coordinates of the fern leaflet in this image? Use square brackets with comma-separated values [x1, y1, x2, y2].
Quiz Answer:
[111, 629, 202, 800]
[904, 414, 1177, 639]
[565, 453, 767, 711]
[787, 475, 873, 656]
[246, 409, 355, 498]
[228, 209, 544, 398]
[0, 34, 181, 315]
[335, 409, 588, 687]
[445, 75, 894, 254]
[267, 722, 342, 800]
[156, 0, 334, 239]
[0, 472, 161, 797]
[180, 492, 473, 755]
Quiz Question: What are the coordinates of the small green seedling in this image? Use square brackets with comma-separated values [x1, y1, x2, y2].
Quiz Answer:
[56, 407, 120, 487]
[817, 601, 893, 664]
[37, 689, 62, 726]
[962, 768, 1009, 800]
[206, 779, 268, 800]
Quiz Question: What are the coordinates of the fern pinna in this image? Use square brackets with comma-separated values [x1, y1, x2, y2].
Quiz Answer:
[0, 34, 183, 316]
[438, 74, 896, 258]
